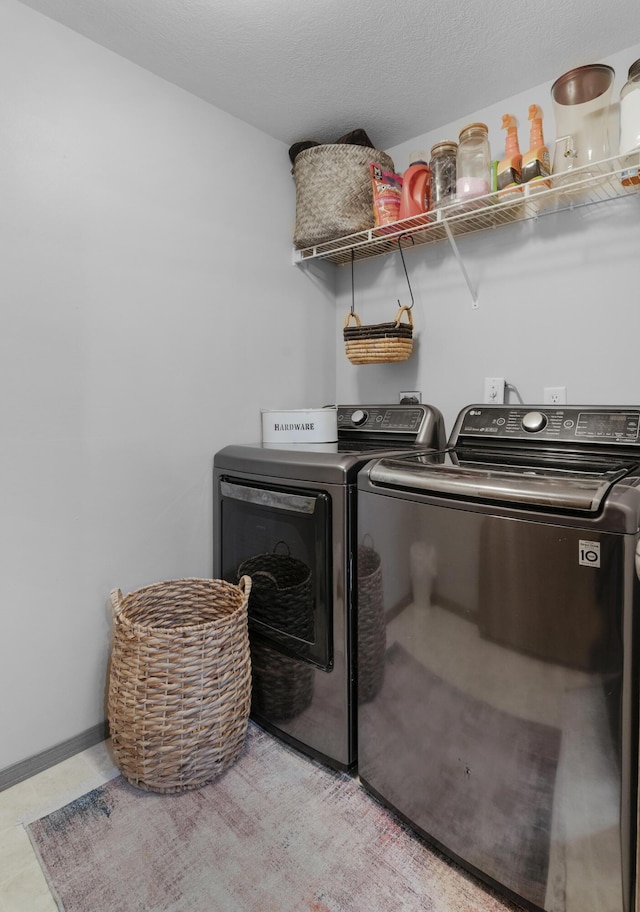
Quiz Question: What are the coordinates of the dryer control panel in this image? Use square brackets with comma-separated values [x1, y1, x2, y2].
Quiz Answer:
[337, 404, 446, 450]
[337, 405, 425, 433]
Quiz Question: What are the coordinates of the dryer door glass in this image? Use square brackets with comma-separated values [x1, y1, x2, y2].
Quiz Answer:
[217, 477, 332, 670]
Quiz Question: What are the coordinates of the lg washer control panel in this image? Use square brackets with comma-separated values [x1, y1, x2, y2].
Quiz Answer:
[454, 406, 640, 445]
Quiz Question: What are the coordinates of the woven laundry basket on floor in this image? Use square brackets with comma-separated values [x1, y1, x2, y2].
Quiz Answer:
[107, 576, 252, 794]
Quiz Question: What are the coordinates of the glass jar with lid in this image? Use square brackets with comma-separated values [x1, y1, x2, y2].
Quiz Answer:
[620, 58, 640, 186]
[429, 141, 457, 208]
[456, 122, 491, 201]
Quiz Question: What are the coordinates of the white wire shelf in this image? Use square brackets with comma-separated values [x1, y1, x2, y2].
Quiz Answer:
[292, 152, 640, 267]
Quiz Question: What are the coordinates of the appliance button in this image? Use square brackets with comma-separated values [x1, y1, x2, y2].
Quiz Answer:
[522, 411, 548, 433]
[351, 409, 368, 426]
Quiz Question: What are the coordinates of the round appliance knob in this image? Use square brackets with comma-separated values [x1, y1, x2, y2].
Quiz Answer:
[351, 409, 368, 426]
[522, 411, 547, 433]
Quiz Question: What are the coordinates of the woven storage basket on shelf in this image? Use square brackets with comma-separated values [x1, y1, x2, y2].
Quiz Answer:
[293, 145, 395, 249]
[357, 542, 386, 704]
[237, 543, 314, 643]
[107, 576, 252, 794]
[250, 638, 314, 722]
[344, 305, 413, 365]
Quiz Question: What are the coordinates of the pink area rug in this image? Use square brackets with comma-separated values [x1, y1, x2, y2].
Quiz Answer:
[26, 723, 524, 912]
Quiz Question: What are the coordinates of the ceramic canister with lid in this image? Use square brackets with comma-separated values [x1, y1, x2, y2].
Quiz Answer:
[619, 58, 640, 187]
[550, 64, 615, 175]
[456, 123, 491, 201]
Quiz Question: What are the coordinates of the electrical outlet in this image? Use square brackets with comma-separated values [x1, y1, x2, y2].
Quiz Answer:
[543, 386, 567, 405]
[484, 377, 505, 404]
[399, 391, 422, 404]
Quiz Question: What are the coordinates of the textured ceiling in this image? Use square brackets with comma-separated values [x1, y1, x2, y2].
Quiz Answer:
[16, 0, 640, 150]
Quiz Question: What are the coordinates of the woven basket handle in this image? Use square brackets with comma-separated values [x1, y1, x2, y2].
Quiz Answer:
[110, 588, 124, 618]
[237, 575, 252, 599]
[344, 311, 362, 328]
[394, 305, 413, 328]
[248, 570, 278, 590]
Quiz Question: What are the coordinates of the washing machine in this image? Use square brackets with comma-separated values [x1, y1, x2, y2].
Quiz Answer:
[357, 404, 640, 912]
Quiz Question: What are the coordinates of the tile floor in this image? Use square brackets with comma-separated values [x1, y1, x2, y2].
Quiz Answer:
[0, 741, 118, 911]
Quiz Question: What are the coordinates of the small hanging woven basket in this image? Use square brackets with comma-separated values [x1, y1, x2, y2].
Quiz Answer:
[344, 305, 413, 364]
[344, 236, 415, 365]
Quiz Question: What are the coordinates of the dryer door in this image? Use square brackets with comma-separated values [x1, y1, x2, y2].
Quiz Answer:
[217, 477, 332, 670]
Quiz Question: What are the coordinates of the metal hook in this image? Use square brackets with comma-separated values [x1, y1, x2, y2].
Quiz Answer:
[397, 235, 415, 309]
[350, 248, 355, 315]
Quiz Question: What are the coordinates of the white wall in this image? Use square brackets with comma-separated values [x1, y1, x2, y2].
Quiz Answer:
[0, 0, 335, 772]
[335, 44, 640, 437]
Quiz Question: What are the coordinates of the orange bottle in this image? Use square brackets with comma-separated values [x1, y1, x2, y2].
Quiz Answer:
[521, 104, 551, 188]
[497, 114, 522, 195]
[399, 153, 430, 220]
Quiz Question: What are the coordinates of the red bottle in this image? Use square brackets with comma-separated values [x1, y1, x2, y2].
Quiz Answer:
[399, 153, 430, 220]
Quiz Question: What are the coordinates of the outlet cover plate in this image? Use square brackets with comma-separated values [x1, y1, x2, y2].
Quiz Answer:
[484, 377, 505, 404]
[543, 386, 567, 405]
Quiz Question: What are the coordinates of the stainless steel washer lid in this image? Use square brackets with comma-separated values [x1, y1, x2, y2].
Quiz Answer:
[367, 451, 637, 512]
[365, 404, 640, 514]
